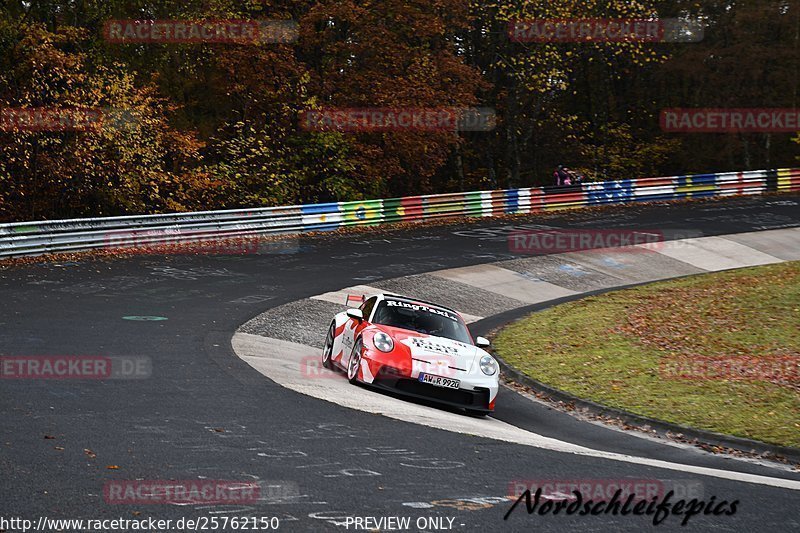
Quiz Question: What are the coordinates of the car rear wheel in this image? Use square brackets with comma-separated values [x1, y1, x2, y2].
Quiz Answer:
[347, 338, 363, 384]
[321, 323, 335, 369]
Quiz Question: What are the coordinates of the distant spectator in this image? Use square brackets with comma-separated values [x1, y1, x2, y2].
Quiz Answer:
[554, 165, 570, 186]
[564, 167, 583, 185]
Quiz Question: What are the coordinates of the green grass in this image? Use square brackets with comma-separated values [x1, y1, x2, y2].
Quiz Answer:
[493, 261, 800, 448]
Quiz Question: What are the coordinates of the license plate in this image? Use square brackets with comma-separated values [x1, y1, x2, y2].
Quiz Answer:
[419, 373, 460, 389]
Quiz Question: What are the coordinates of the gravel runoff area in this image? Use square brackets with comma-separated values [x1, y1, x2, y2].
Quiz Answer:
[239, 298, 345, 349]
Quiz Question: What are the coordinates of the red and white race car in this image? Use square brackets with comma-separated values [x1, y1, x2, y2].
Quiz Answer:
[322, 293, 499, 415]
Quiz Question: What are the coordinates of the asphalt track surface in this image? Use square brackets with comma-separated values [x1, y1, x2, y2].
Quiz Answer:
[2, 195, 800, 532]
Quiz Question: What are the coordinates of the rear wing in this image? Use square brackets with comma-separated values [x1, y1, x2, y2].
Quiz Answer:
[345, 294, 365, 307]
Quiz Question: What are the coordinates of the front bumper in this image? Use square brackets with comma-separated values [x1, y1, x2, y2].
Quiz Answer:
[368, 365, 495, 412]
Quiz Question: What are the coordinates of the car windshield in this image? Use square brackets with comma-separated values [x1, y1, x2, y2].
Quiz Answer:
[371, 299, 472, 344]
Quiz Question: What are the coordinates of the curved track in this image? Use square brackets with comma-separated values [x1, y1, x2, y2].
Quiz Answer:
[2, 195, 800, 532]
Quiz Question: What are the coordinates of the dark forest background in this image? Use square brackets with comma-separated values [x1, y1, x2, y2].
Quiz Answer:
[1, 0, 798, 221]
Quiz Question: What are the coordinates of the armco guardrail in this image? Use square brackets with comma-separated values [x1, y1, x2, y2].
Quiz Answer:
[1, 168, 798, 258]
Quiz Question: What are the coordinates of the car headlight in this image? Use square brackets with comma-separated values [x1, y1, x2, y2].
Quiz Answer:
[373, 332, 394, 353]
[479, 355, 497, 376]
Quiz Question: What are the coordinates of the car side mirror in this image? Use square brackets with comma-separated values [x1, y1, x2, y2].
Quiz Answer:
[475, 336, 490, 348]
[346, 308, 364, 321]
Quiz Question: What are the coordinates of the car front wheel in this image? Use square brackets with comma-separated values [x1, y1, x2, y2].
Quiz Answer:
[347, 338, 363, 384]
[321, 323, 335, 369]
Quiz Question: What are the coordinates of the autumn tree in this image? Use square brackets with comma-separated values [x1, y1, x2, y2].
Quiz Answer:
[298, 0, 487, 197]
[0, 0, 796, 221]
[0, 16, 203, 220]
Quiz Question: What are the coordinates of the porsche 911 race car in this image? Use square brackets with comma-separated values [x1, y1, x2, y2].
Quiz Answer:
[321, 293, 499, 415]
